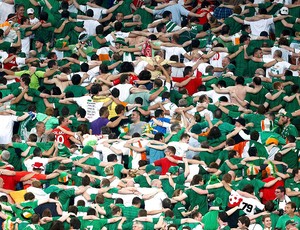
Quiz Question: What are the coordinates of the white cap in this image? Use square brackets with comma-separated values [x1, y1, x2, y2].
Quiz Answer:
[27, 8, 34, 15]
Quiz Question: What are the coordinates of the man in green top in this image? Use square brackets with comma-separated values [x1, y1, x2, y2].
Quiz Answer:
[244, 77, 269, 111]
[275, 202, 300, 229]
[64, 74, 88, 97]
[0, 74, 49, 112]
[23, 214, 43, 230]
[246, 48, 279, 78]
[172, 174, 209, 215]
[213, 34, 251, 77]
[33, 38, 49, 60]
[116, 197, 141, 222]
[81, 207, 122, 230]
[285, 169, 300, 211]
[279, 113, 298, 139]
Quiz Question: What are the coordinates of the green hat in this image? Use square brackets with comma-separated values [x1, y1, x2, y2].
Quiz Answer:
[145, 165, 156, 173]
[191, 124, 202, 134]
[115, 37, 127, 46]
[58, 172, 68, 183]
[82, 145, 93, 154]
[285, 112, 293, 119]
[207, 175, 221, 185]
[168, 166, 179, 174]
[226, 64, 236, 72]
[55, 39, 69, 49]
[285, 220, 296, 226]
[212, 197, 223, 207]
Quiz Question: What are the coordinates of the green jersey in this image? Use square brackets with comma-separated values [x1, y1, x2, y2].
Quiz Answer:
[81, 218, 108, 230]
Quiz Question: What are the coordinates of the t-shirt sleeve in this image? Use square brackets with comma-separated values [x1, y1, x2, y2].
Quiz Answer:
[101, 8, 108, 14]
[179, 5, 190, 17]
[16, 57, 25, 65]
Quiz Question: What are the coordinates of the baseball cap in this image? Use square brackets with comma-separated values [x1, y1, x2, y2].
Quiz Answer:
[285, 220, 296, 226]
[27, 8, 34, 15]
[78, 32, 89, 43]
[21, 207, 34, 220]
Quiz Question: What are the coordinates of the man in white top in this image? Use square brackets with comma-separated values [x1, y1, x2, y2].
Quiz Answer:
[232, 13, 289, 37]
[24, 147, 63, 174]
[77, 9, 100, 36]
[168, 133, 211, 157]
[110, 74, 134, 101]
[73, 0, 123, 20]
[266, 50, 300, 78]
[0, 110, 31, 144]
[273, 186, 291, 214]
[142, 179, 168, 217]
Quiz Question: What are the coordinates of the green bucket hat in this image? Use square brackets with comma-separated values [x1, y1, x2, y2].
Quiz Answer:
[82, 145, 93, 154]
[115, 37, 128, 46]
[168, 166, 179, 174]
[191, 124, 202, 134]
[55, 39, 69, 49]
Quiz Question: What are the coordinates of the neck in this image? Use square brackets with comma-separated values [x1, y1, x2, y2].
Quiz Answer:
[37, 131, 43, 136]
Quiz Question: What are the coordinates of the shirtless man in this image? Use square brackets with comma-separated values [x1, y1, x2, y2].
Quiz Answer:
[211, 76, 259, 106]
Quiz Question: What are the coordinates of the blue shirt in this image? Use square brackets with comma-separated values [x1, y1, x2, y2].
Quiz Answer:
[146, 146, 165, 164]
[153, 4, 189, 26]
[149, 117, 171, 134]
[213, 7, 232, 19]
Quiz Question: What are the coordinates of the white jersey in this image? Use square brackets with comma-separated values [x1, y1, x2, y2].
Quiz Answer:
[168, 141, 189, 157]
[209, 51, 228, 68]
[228, 190, 264, 216]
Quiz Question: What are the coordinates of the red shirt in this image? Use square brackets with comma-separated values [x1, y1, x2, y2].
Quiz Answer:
[3, 54, 17, 70]
[113, 74, 138, 86]
[196, 9, 211, 25]
[52, 126, 71, 147]
[172, 72, 202, 96]
[260, 176, 284, 204]
[154, 155, 182, 175]
[0, 171, 47, 190]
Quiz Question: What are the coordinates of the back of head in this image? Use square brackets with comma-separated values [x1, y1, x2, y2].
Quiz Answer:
[71, 74, 82, 85]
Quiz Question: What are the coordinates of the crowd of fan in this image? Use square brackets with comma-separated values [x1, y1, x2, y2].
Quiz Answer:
[0, 0, 300, 229]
